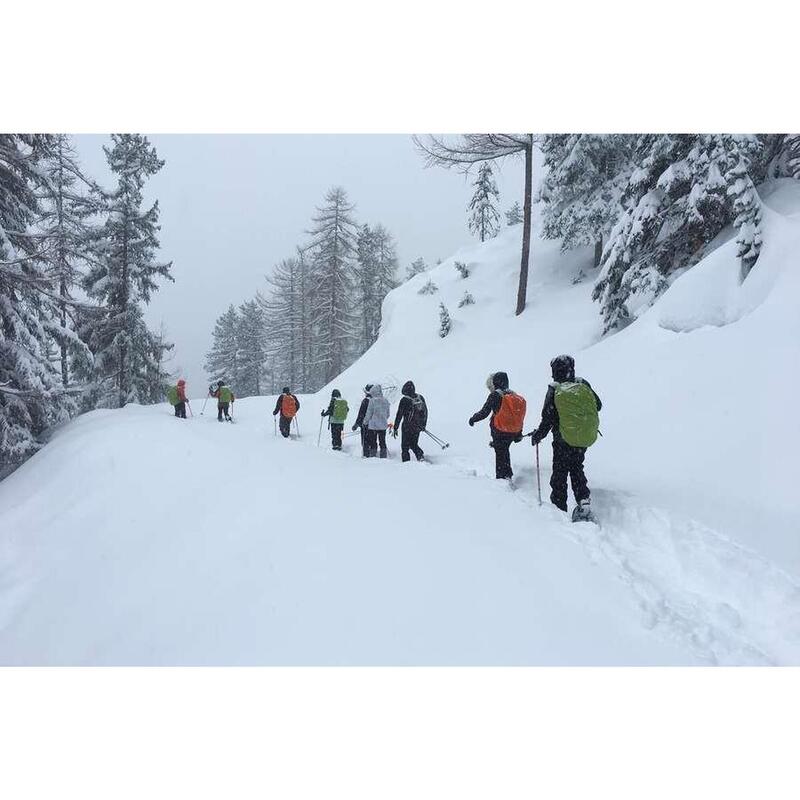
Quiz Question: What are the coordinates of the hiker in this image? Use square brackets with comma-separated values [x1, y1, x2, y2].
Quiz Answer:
[352, 384, 373, 457]
[209, 380, 234, 421]
[168, 379, 188, 418]
[362, 384, 390, 458]
[321, 389, 348, 450]
[273, 386, 300, 438]
[468, 371, 526, 480]
[527, 355, 602, 521]
[392, 380, 427, 462]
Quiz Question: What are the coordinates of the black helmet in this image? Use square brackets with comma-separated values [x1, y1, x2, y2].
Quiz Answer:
[218, 380, 225, 387]
[331, 389, 341, 398]
[363, 384, 373, 394]
[282, 386, 290, 394]
[550, 355, 575, 382]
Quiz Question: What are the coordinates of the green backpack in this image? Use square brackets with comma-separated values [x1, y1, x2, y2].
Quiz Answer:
[218, 386, 232, 403]
[332, 398, 349, 424]
[554, 381, 599, 448]
[166, 385, 179, 405]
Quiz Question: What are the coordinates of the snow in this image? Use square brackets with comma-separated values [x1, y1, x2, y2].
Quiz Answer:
[1, 180, 799, 665]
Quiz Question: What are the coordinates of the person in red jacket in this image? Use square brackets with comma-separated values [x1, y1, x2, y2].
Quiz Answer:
[175, 379, 188, 418]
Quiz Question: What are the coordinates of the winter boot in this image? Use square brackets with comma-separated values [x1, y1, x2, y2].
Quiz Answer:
[571, 499, 595, 523]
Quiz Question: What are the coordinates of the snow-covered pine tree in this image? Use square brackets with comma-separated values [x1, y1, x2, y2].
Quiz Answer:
[36, 134, 99, 390]
[438, 302, 451, 337]
[81, 134, 173, 407]
[261, 257, 302, 390]
[371, 223, 398, 338]
[458, 291, 475, 307]
[468, 161, 500, 242]
[505, 202, 523, 226]
[205, 305, 240, 387]
[538, 134, 635, 267]
[306, 187, 359, 384]
[406, 257, 427, 280]
[418, 279, 438, 295]
[784, 134, 800, 180]
[0, 134, 77, 472]
[454, 261, 469, 278]
[593, 134, 769, 332]
[237, 299, 267, 396]
[354, 224, 378, 354]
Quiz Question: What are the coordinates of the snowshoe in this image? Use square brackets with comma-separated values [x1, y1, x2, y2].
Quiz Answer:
[571, 499, 597, 524]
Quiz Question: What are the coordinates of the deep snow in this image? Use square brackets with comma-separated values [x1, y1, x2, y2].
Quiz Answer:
[0, 180, 798, 665]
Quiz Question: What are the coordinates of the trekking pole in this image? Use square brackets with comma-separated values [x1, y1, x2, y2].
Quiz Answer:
[535, 442, 542, 506]
[273, 416, 277, 437]
[200, 396, 209, 416]
[317, 415, 324, 447]
[294, 417, 300, 437]
[422, 429, 450, 449]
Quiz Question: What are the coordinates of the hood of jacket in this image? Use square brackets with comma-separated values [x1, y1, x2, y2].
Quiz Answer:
[370, 384, 383, 397]
[489, 371, 509, 391]
[402, 380, 415, 397]
[550, 355, 575, 383]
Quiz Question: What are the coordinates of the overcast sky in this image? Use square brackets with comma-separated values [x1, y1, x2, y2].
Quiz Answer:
[73, 135, 522, 393]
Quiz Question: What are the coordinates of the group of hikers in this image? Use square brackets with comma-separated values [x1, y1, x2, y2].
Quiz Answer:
[166, 354, 601, 521]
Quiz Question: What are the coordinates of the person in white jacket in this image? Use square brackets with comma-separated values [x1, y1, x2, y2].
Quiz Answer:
[362, 384, 390, 458]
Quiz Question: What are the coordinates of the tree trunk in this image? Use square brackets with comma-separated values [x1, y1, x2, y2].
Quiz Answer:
[515, 136, 533, 316]
[594, 236, 603, 268]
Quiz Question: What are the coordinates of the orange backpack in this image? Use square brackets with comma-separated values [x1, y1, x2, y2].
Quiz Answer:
[493, 390, 526, 433]
[281, 394, 298, 418]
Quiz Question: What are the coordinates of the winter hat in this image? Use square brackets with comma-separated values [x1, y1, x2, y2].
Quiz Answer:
[363, 384, 373, 394]
[550, 355, 575, 382]
[402, 380, 415, 396]
[282, 386, 290, 394]
[489, 372, 509, 391]
[178, 379, 186, 385]
[331, 389, 341, 398]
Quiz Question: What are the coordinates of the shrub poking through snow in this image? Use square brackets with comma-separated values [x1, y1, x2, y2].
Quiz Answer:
[438, 302, 452, 337]
[418, 279, 438, 295]
[458, 291, 475, 307]
[454, 261, 470, 279]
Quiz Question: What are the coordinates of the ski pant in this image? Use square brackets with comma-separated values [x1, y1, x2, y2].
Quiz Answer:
[217, 402, 230, 421]
[364, 428, 387, 458]
[174, 401, 186, 419]
[330, 423, 343, 450]
[550, 439, 589, 511]
[359, 426, 369, 457]
[279, 414, 292, 437]
[400, 427, 424, 462]
[490, 430, 516, 479]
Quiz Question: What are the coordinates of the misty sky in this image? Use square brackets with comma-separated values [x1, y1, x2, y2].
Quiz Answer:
[73, 135, 522, 394]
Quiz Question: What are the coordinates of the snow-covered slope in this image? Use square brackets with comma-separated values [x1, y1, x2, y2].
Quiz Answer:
[1, 181, 798, 665]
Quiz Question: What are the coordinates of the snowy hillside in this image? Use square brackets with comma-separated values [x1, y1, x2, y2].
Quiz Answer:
[1, 181, 798, 665]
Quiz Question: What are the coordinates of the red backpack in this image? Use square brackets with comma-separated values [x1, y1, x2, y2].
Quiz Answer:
[493, 390, 526, 433]
[281, 394, 298, 418]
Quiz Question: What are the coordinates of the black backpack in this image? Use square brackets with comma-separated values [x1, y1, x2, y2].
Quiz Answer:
[408, 394, 428, 429]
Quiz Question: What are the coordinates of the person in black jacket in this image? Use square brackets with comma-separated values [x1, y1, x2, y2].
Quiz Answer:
[273, 386, 300, 438]
[527, 354, 602, 513]
[392, 380, 427, 462]
[351, 384, 373, 457]
[468, 371, 523, 480]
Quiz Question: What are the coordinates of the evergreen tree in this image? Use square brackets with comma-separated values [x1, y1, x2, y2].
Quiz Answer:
[438, 302, 451, 338]
[237, 299, 267, 396]
[505, 202, 523, 226]
[468, 161, 500, 242]
[371, 224, 399, 336]
[406, 257, 428, 280]
[538, 134, 635, 266]
[261, 257, 302, 390]
[36, 134, 99, 389]
[788, 134, 800, 179]
[0, 134, 76, 471]
[307, 187, 359, 384]
[205, 305, 240, 386]
[593, 134, 769, 332]
[81, 134, 173, 407]
[354, 223, 399, 352]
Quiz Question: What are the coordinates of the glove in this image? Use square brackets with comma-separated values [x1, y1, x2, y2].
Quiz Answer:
[352, 424, 358, 432]
[468, 417, 475, 427]
[392, 428, 398, 438]
[531, 431, 542, 446]
[514, 433, 523, 443]
[321, 410, 326, 417]
[273, 410, 278, 416]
